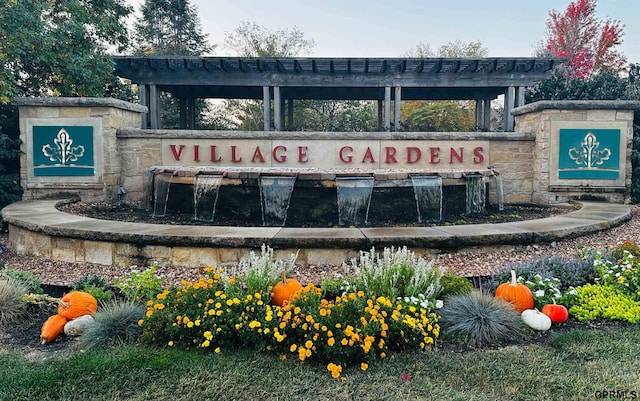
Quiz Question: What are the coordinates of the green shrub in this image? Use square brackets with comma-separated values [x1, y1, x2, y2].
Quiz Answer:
[73, 274, 113, 303]
[0, 277, 28, 327]
[439, 290, 523, 347]
[594, 251, 640, 300]
[73, 274, 108, 290]
[438, 272, 474, 299]
[340, 246, 443, 302]
[78, 300, 145, 348]
[568, 284, 640, 323]
[114, 262, 164, 303]
[0, 268, 42, 294]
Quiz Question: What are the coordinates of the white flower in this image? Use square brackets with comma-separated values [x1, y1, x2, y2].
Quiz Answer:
[435, 300, 444, 309]
[534, 290, 545, 298]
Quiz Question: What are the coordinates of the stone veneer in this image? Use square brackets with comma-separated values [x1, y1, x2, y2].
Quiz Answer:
[11, 97, 640, 206]
[12, 97, 147, 201]
[513, 100, 640, 205]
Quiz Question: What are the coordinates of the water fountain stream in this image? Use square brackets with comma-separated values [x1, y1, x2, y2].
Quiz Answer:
[259, 176, 297, 226]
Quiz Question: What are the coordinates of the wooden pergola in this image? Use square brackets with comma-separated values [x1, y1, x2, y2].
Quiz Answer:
[114, 56, 565, 131]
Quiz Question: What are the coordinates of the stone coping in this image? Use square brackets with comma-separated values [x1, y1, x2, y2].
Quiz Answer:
[512, 100, 640, 116]
[11, 97, 148, 113]
[1, 200, 631, 251]
[116, 128, 536, 141]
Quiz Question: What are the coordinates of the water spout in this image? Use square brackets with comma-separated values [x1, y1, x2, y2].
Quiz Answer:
[336, 177, 374, 226]
[259, 176, 297, 226]
[493, 172, 505, 212]
[411, 175, 443, 223]
[152, 172, 174, 217]
[194, 174, 223, 222]
[465, 173, 486, 215]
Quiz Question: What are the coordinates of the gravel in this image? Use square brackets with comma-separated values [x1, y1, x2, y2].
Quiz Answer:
[2, 205, 639, 287]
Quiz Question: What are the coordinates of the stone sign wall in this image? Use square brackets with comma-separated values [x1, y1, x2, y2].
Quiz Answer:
[11, 97, 640, 206]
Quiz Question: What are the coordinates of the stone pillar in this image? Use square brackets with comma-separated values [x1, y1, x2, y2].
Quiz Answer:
[475, 100, 482, 130]
[11, 97, 147, 202]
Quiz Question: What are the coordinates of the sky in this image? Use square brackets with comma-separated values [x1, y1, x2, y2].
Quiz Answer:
[125, 0, 640, 63]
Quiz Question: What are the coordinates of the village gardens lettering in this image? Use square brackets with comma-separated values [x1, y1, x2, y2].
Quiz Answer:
[161, 139, 489, 169]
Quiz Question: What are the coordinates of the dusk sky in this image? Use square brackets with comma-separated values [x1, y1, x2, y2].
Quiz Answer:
[125, 0, 639, 63]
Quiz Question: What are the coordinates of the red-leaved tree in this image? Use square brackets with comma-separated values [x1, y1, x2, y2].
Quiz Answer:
[544, 0, 626, 78]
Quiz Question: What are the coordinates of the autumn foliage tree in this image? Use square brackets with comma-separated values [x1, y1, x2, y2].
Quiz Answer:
[543, 0, 626, 78]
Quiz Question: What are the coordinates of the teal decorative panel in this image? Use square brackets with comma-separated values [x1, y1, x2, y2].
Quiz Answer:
[558, 129, 620, 179]
[33, 126, 95, 176]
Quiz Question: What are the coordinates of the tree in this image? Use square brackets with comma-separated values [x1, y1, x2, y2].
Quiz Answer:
[543, 0, 626, 78]
[0, 0, 132, 209]
[215, 22, 376, 132]
[132, 0, 212, 56]
[400, 40, 488, 131]
[131, 0, 213, 128]
[223, 21, 315, 57]
[403, 40, 488, 58]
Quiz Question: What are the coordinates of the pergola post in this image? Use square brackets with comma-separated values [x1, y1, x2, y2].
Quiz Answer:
[483, 99, 492, 131]
[384, 87, 391, 132]
[149, 84, 159, 129]
[394, 86, 402, 132]
[138, 84, 149, 129]
[504, 86, 515, 131]
[475, 99, 482, 130]
[274, 86, 282, 131]
[516, 86, 526, 107]
[263, 86, 271, 131]
[377, 100, 383, 131]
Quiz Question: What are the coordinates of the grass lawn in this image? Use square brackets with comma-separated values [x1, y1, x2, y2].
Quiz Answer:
[2, 322, 639, 401]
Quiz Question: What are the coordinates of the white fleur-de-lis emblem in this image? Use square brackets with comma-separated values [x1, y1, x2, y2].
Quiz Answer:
[42, 128, 85, 165]
[568, 132, 611, 168]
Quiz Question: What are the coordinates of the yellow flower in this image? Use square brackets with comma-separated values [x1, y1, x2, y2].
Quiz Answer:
[327, 338, 335, 346]
[305, 340, 313, 349]
[168, 341, 174, 347]
[290, 344, 297, 352]
[360, 363, 368, 371]
[201, 340, 210, 348]
[137, 319, 144, 326]
[215, 347, 221, 354]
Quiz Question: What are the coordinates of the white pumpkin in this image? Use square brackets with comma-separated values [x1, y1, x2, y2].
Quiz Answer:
[521, 309, 552, 331]
[64, 314, 96, 336]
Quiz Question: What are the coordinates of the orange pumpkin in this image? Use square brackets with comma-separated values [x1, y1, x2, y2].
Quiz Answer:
[58, 291, 98, 320]
[40, 314, 68, 344]
[495, 270, 534, 312]
[271, 270, 303, 307]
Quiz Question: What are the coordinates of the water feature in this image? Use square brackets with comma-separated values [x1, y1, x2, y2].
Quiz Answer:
[152, 172, 173, 217]
[259, 175, 297, 226]
[194, 174, 223, 222]
[146, 167, 499, 227]
[411, 175, 443, 223]
[493, 172, 505, 212]
[335, 177, 374, 226]
[465, 173, 486, 215]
